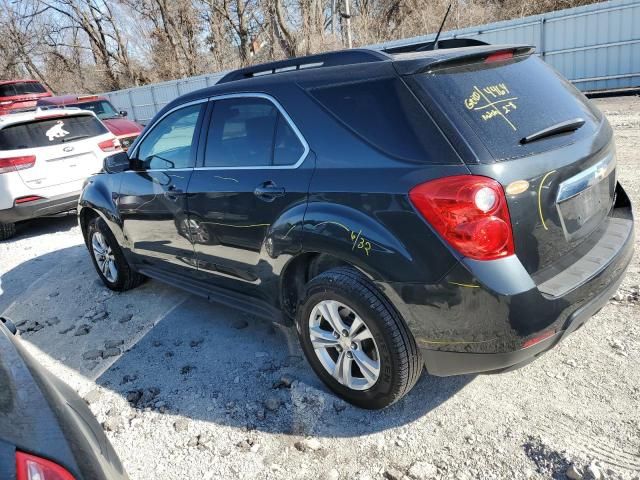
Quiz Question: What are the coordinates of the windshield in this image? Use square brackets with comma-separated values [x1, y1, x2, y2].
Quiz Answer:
[68, 100, 119, 120]
[0, 82, 47, 97]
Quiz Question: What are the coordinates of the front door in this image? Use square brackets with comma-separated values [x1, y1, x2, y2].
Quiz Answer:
[118, 101, 206, 275]
[187, 95, 313, 303]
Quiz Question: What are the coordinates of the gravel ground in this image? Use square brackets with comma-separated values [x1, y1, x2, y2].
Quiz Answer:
[1, 96, 639, 480]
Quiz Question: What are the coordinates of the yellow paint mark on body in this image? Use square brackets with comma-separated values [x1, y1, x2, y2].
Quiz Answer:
[201, 222, 270, 228]
[419, 337, 498, 345]
[448, 281, 480, 288]
[537, 170, 556, 231]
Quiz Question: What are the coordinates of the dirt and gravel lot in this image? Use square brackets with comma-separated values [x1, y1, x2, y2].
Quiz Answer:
[1, 96, 639, 480]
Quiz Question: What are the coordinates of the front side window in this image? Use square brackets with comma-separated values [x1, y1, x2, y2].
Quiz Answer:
[136, 103, 203, 169]
[204, 97, 305, 168]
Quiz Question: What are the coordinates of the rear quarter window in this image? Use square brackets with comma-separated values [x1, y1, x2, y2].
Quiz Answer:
[306, 77, 454, 164]
[0, 115, 108, 150]
[409, 55, 601, 161]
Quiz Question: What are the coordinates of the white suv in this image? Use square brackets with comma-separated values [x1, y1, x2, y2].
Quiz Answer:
[0, 108, 120, 240]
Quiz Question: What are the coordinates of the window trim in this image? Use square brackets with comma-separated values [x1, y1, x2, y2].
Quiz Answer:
[132, 93, 308, 171]
[199, 93, 309, 170]
[128, 98, 207, 171]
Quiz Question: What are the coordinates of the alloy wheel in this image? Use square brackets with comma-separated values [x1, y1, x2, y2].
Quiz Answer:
[91, 231, 118, 283]
[308, 299, 381, 390]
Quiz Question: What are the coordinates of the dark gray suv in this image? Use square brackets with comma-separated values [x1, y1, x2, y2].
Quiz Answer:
[78, 42, 634, 408]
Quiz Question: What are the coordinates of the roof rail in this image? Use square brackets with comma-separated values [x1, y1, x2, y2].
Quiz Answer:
[217, 48, 390, 84]
[383, 37, 488, 54]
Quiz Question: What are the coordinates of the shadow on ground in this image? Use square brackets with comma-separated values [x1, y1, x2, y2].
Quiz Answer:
[12, 212, 78, 241]
[1, 235, 472, 438]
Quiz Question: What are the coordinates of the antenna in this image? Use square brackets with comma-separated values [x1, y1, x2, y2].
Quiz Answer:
[432, 3, 452, 50]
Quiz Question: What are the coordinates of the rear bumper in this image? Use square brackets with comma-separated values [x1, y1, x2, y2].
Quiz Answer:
[421, 251, 628, 376]
[0, 192, 79, 224]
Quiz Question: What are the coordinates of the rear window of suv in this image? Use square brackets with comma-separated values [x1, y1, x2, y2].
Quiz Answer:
[408, 55, 601, 161]
[0, 82, 47, 97]
[0, 114, 108, 150]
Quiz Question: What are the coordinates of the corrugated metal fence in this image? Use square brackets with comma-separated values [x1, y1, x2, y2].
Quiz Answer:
[104, 0, 640, 124]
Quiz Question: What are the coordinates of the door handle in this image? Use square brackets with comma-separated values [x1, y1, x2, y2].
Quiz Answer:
[165, 185, 184, 201]
[254, 181, 285, 202]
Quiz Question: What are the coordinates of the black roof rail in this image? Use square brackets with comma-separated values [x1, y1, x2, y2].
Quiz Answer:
[217, 48, 390, 84]
[383, 37, 489, 54]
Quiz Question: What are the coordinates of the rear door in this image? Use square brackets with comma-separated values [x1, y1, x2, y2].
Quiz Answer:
[187, 94, 313, 301]
[0, 114, 112, 189]
[407, 52, 616, 277]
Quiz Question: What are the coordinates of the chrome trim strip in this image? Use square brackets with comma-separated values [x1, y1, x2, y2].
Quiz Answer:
[556, 147, 616, 204]
[129, 93, 309, 171]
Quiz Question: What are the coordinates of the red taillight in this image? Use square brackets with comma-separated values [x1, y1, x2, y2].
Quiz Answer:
[409, 175, 515, 261]
[522, 330, 556, 349]
[16, 452, 75, 480]
[485, 51, 514, 63]
[98, 138, 121, 152]
[15, 195, 43, 204]
[0, 155, 36, 174]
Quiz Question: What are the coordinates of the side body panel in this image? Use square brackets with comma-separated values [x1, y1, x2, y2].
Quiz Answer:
[117, 169, 197, 274]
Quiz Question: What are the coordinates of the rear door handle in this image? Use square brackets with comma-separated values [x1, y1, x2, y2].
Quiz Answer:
[165, 185, 184, 201]
[254, 181, 285, 202]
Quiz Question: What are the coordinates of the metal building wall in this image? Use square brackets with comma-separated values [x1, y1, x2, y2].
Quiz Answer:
[103, 0, 640, 124]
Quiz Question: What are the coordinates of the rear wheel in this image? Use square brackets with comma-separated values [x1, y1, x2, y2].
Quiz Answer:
[0, 222, 16, 241]
[296, 267, 422, 409]
[86, 216, 145, 291]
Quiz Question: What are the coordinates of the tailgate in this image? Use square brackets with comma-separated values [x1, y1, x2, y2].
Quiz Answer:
[406, 50, 617, 277]
[0, 114, 108, 189]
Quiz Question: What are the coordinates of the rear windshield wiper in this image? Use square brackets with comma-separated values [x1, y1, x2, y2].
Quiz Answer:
[61, 135, 89, 143]
[520, 118, 585, 145]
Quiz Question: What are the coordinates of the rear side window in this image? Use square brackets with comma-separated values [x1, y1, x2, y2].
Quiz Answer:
[306, 77, 447, 163]
[204, 97, 305, 168]
[0, 114, 108, 150]
[0, 82, 47, 97]
[410, 55, 601, 161]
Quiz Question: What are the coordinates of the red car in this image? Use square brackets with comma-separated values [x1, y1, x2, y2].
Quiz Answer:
[0, 79, 52, 115]
[38, 94, 143, 150]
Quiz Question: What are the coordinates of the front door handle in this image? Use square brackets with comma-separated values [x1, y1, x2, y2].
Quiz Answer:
[254, 181, 285, 202]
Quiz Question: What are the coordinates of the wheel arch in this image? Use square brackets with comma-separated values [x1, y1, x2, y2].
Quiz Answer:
[279, 250, 380, 321]
[78, 175, 125, 245]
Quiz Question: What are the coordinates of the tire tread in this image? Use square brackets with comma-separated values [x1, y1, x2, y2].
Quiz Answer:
[300, 267, 422, 408]
[0, 222, 16, 241]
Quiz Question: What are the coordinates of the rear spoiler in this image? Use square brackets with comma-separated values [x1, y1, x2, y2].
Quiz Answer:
[391, 45, 535, 75]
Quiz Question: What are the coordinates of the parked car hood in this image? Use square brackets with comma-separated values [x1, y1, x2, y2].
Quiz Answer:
[102, 118, 143, 137]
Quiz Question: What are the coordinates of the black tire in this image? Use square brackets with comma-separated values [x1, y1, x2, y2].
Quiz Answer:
[296, 267, 423, 409]
[0, 222, 16, 241]
[86, 216, 145, 291]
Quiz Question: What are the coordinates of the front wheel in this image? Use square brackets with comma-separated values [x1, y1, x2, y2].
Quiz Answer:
[86, 216, 145, 291]
[296, 267, 423, 409]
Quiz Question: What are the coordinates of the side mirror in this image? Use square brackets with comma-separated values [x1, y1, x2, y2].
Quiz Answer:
[103, 151, 130, 174]
[119, 110, 128, 117]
